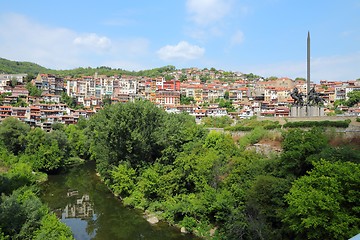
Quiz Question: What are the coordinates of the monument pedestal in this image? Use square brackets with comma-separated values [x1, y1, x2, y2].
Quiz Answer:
[290, 106, 324, 117]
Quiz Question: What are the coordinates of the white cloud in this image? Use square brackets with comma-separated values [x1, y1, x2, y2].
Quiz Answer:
[0, 13, 149, 70]
[0, 13, 79, 68]
[73, 33, 112, 50]
[186, 0, 233, 26]
[157, 41, 205, 61]
[230, 30, 244, 45]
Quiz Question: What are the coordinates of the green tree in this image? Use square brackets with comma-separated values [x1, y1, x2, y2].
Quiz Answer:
[245, 175, 292, 239]
[0, 162, 39, 195]
[155, 113, 203, 165]
[87, 100, 167, 177]
[0, 93, 11, 105]
[201, 116, 233, 128]
[218, 98, 234, 112]
[164, 74, 174, 81]
[203, 131, 238, 157]
[10, 77, 18, 88]
[60, 92, 77, 108]
[47, 129, 70, 160]
[266, 76, 278, 81]
[180, 95, 195, 105]
[25, 82, 42, 97]
[244, 73, 262, 81]
[284, 160, 360, 240]
[0, 117, 30, 155]
[345, 90, 360, 107]
[200, 75, 210, 83]
[25, 73, 35, 83]
[333, 99, 346, 109]
[33, 213, 74, 240]
[279, 128, 328, 177]
[65, 124, 89, 158]
[111, 163, 136, 197]
[179, 74, 187, 82]
[25, 127, 46, 155]
[32, 141, 63, 171]
[0, 189, 48, 239]
[102, 95, 112, 106]
[13, 98, 28, 107]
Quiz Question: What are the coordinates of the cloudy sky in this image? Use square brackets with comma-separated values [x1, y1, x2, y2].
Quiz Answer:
[0, 0, 359, 82]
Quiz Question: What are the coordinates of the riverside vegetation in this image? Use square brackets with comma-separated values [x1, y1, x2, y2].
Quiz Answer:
[0, 100, 359, 239]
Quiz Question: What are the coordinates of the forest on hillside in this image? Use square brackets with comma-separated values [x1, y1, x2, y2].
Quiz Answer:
[0, 57, 245, 81]
[0, 100, 359, 239]
[1, 58, 185, 78]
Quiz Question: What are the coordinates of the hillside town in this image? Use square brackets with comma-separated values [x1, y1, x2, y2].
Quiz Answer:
[0, 68, 359, 130]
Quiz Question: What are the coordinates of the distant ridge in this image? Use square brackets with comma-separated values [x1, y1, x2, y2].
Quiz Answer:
[0, 57, 51, 76]
[0, 57, 251, 80]
[0, 57, 179, 78]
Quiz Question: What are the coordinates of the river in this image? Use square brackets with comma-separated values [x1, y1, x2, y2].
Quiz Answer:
[40, 161, 200, 240]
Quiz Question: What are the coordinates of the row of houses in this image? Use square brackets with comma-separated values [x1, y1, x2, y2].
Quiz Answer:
[0, 73, 359, 130]
[2, 72, 360, 106]
[64, 74, 360, 109]
[0, 104, 95, 130]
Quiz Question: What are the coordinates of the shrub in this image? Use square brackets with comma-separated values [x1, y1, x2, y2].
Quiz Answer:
[224, 125, 253, 131]
[180, 216, 197, 232]
[283, 120, 350, 128]
[239, 127, 267, 150]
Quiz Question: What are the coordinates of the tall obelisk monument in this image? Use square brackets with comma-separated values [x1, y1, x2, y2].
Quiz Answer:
[307, 31, 310, 101]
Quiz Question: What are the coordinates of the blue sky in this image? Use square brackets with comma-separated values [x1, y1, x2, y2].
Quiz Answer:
[0, 0, 359, 82]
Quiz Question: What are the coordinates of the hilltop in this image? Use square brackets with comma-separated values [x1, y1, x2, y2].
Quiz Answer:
[0, 57, 255, 81]
[0, 58, 50, 76]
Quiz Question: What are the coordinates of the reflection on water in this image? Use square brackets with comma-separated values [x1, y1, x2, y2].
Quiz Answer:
[57, 192, 96, 239]
[40, 162, 200, 240]
[64, 193, 94, 220]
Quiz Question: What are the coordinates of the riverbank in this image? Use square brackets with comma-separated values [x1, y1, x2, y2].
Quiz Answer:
[41, 162, 200, 240]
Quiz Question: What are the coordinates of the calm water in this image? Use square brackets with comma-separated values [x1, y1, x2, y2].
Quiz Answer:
[40, 162, 200, 240]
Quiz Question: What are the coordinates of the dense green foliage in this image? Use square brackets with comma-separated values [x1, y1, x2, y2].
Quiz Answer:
[201, 116, 233, 128]
[279, 128, 328, 177]
[180, 95, 195, 105]
[84, 100, 360, 239]
[0, 185, 74, 239]
[283, 119, 351, 128]
[0, 117, 30, 155]
[25, 82, 42, 97]
[345, 90, 360, 107]
[0, 117, 88, 239]
[0, 147, 74, 239]
[0, 58, 50, 75]
[284, 160, 360, 239]
[1, 100, 359, 239]
[238, 127, 268, 150]
[217, 99, 235, 112]
[0, 58, 180, 78]
[0, 117, 88, 172]
[86, 100, 204, 179]
[224, 118, 281, 131]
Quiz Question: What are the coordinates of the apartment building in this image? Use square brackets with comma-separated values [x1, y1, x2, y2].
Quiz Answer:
[155, 90, 180, 106]
[34, 74, 64, 95]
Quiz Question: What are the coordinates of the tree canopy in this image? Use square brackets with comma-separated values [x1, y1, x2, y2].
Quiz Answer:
[284, 160, 360, 240]
[0, 100, 359, 239]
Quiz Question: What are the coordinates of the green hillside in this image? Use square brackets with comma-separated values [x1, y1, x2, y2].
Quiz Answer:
[0, 58, 241, 81]
[0, 58, 51, 75]
[0, 57, 178, 78]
